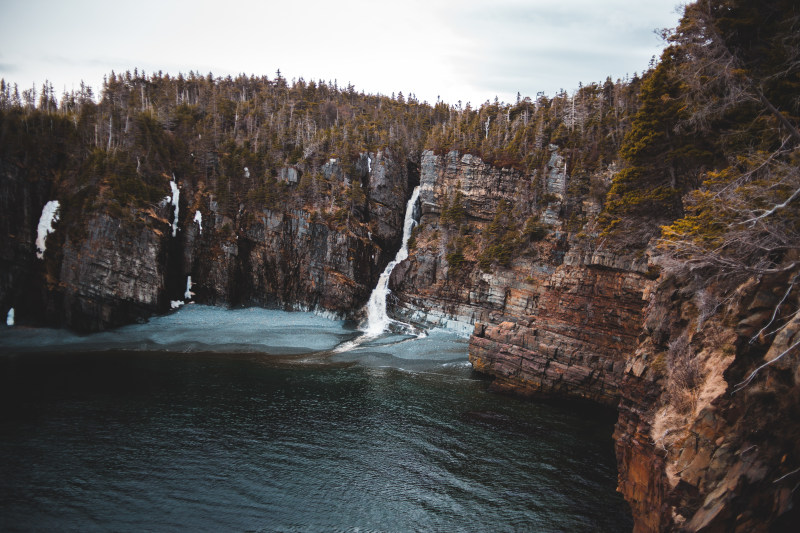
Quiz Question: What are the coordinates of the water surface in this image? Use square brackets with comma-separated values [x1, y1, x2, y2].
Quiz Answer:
[0, 306, 631, 531]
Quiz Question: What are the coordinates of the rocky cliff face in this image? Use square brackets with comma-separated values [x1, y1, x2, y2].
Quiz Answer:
[615, 270, 800, 532]
[391, 150, 652, 403]
[0, 160, 54, 326]
[1, 150, 413, 331]
[469, 260, 651, 404]
[390, 150, 800, 530]
[58, 212, 170, 330]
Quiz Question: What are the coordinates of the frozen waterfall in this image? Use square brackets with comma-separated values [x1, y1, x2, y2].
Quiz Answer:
[363, 186, 420, 336]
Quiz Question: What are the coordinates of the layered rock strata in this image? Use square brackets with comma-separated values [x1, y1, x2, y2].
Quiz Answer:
[615, 272, 800, 532]
[469, 261, 651, 404]
[391, 150, 651, 403]
[390, 150, 800, 530]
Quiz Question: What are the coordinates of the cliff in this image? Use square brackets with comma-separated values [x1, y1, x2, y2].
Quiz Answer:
[389, 150, 800, 530]
[1, 145, 413, 331]
[391, 150, 652, 403]
[615, 269, 800, 532]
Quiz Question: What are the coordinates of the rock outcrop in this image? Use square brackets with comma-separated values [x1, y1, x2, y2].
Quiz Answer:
[392, 150, 652, 403]
[59, 212, 170, 330]
[390, 150, 800, 530]
[469, 262, 651, 404]
[614, 271, 800, 532]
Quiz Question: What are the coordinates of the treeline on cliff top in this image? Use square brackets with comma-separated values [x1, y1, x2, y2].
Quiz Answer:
[0, 61, 641, 239]
[1, 0, 798, 282]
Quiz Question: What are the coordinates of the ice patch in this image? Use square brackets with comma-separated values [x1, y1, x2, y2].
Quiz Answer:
[35, 200, 60, 259]
[170, 300, 184, 309]
[184, 276, 194, 300]
[330, 327, 469, 372]
[364, 186, 420, 336]
[244, 167, 250, 179]
[6, 308, 14, 326]
[169, 179, 180, 237]
[193, 210, 202, 234]
[367, 155, 372, 173]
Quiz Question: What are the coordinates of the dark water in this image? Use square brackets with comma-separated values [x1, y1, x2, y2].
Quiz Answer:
[0, 309, 631, 532]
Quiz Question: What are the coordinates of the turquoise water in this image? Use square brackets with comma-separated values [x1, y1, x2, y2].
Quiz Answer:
[0, 306, 631, 531]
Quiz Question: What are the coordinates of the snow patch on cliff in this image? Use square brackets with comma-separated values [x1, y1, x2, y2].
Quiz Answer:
[6, 308, 14, 326]
[194, 210, 203, 234]
[184, 276, 194, 300]
[169, 178, 180, 237]
[35, 200, 60, 259]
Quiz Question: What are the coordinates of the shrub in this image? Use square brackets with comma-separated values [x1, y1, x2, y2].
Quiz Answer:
[522, 217, 550, 241]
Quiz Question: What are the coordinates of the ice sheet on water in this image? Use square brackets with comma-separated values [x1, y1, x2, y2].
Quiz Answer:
[0, 306, 359, 355]
[0, 307, 471, 373]
[329, 328, 469, 372]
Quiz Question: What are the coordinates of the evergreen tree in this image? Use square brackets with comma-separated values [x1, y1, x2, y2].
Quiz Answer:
[598, 47, 715, 247]
[658, 0, 800, 280]
[479, 199, 518, 270]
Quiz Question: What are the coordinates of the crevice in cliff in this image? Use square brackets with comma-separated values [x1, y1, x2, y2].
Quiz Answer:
[164, 209, 188, 310]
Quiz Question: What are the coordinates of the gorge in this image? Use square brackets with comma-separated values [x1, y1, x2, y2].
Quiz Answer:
[2, 1, 800, 530]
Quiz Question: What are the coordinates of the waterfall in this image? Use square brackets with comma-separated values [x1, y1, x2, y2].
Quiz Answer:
[363, 186, 420, 336]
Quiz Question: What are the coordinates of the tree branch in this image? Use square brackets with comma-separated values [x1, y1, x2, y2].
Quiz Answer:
[733, 337, 800, 393]
[751, 276, 798, 344]
[741, 184, 800, 227]
[753, 83, 800, 145]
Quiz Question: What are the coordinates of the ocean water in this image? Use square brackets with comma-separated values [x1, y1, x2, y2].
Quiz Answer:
[0, 306, 632, 532]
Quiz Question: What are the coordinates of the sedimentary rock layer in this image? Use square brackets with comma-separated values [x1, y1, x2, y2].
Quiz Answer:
[391, 150, 800, 530]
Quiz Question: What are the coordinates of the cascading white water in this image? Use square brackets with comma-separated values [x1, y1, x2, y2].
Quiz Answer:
[363, 186, 421, 336]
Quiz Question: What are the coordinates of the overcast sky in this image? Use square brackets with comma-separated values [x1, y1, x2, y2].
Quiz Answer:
[0, 0, 683, 106]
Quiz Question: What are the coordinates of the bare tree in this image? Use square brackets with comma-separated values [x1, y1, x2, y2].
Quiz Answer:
[659, 143, 800, 280]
